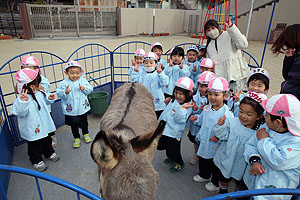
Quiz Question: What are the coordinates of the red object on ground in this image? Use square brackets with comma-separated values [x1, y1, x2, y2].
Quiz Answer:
[0, 35, 11, 40]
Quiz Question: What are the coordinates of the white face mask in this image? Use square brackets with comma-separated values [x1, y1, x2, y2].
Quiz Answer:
[145, 66, 155, 72]
[207, 29, 219, 39]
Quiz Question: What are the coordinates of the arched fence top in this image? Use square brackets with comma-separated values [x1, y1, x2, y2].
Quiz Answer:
[112, 41, 151, 53]
[164, 42, 199, 55]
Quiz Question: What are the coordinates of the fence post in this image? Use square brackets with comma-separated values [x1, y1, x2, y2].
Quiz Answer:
[75, 6, 80, 37]
[19, 3, 32, 39]
[110, 51, 115, 93]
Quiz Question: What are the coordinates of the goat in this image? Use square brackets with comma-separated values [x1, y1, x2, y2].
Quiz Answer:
[91, 82, 166, 200]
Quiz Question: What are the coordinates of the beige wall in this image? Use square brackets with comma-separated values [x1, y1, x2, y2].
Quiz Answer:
[120, 8, 185, 36]
[237, 0, 300, 41]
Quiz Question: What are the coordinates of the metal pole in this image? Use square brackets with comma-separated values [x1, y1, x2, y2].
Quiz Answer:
[260, 0, 277, 68]
[152, 9, 155, 36]
[245, 0, 254, 38]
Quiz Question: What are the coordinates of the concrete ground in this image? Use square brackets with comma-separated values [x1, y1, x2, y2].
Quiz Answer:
[1, 35, 285, 199]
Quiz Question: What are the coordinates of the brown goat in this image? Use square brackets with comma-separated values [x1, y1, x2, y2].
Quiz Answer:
[91, 82, 166, 200]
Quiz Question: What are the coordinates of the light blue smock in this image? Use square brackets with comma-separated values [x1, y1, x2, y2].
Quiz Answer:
[11, 91, 56, 141]
[213, 117, 268, 180]
[128, 64, 144, 82]
[163, 63, 190, 95]
[159, 100, 192, 139]
[158, 58, 167, 70]
[184, 60, 201, 85]
[186, 92, 207, 136]
[243, 130, 300, 200]
[131, 68, 169, 111]
[56, 77, 93, 116]
[228, 93, 246, 117]
[194, 104, 234, 159]
[41, 75, 52, 111]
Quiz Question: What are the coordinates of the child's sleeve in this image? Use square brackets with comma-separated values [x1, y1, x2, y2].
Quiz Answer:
[257, 137, 300, 170]
[128, 65, 134, 77]
[244, 134, 260, 164]
[163, 64, 172, 77]
[174, 107, 191, 124]
[130, 70, 140, 82]
[56, 81, 68, 100]
[81, 78, 93, 95]
[192, 112, 204, 126]
[179, 64, 190, 77]
[213, 117, 230, 141]
[157, 71, 169, 87]
[10, 97, 29, 117]
[41, 77, 51, 93]
[227, 24, 248, 50]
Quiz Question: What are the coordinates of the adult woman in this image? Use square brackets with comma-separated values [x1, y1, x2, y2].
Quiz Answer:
[271, 24, 300, 100]
[204, 19, 249, 91]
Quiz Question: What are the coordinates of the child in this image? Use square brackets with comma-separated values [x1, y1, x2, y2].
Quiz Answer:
[164, 46, 190, 98]
[56, 60, 93, 148]
[128, 49, 145, 81]
[185, 46, 201, 86]
[151, 42, 167, 70]
[230, 68, 270, 116]
[11, 68, 59, 172]
[20, 56, 57, 148]
[212, 92, 267, 194]
[186, 71, 216, 165]
[190, 77, 234, 192]
[193, 58, 215, 92]
[243, 94, 300, 200]
[130, 52, 169, 119]
[197, 44, 206, 62]
[157, 77, 194, 173]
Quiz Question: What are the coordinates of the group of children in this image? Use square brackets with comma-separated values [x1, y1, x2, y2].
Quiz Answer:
[11, 56, 93, 172]
[129, 42, 300, 199]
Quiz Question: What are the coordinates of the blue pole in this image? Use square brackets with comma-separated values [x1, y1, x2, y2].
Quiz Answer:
[260, 0, 277, 68]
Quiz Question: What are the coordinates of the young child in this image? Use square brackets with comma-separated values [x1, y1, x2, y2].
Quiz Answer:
[197, 44, 206, 62]
[19, 56, 57, 148]
[190, 77, 234, 192]
[230, 68, 270, 116]
[130, 52, 169, 119]
[163, 46, 190, 98]
[185, 46, 201, 86]
[186, 71, 216, 165]
[193, 58, 215, 92]
[11, 68, 59, 172]
[212, 92, 267, 194]
[56, 60, 93, 148]
[243, 94, 300, 200]
[157, 77, 194, 173]
[128, 49, 145, 81]
[151, 42, 167, 70]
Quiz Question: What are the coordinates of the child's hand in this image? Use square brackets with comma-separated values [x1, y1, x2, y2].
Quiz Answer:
[20, 89, 29, 101]
[169, 60, 174, 67]
[79, 83, 85, 91]
[199, 102, 205, 111]
[157, 65, 162, 74]
[179, 62, 183, 69]
[131, 59, 136, 66]
[250, 162, 266, 175]
[48, 94, 55, 100]
[65, 85, 71, 94]
[182, 102, 193, 109]
[217, 115, 226, 125]
[164, 97, 171, 105]
[192, 64, 197, 72]
[234, 89, 241, 103]
[256, 128, 269, 140]
[134, 65, 139, 72]
[192, 102, 198, 111]
[209, 136, 219, 143]
[160, 63, 164, 70]
[286, 48, 296, 57]
[190, 115, 198, 122]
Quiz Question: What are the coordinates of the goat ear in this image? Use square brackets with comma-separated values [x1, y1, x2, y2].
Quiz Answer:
[130, 120, 166, 153]
[90, 130, 119, 170]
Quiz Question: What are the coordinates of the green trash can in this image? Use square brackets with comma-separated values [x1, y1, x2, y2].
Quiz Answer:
[88, 91, 109, 115]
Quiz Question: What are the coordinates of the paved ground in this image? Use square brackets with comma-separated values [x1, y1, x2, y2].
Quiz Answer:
[1, 35, 285, 199]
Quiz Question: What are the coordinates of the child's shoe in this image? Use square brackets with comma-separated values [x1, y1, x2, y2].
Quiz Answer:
[49, 153, 60, 162]
[169, 163, 184, 173]
[83, 134, 92, 143]
[205, 181, 220, 192]
[73, 138, 81, 148]
[189, 154, 199, 165]
[193, 174, 211, 183]
[33, 161, 47, 172]
[164, 158, 174, 164]
[51, 135, 57, 147]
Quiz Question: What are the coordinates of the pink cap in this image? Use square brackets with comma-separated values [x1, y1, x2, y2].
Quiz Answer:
[174, 77, 194, 91]
[262, 94, 300, 137]
[208, 77, 229, 92]
[15, 68, 39, 94]
[245, 91, 267, 107]
[200, 58, 214, 68]
[135, 49, 145, 57]
[151, 42, 163, 51]
[249, 68, 270, 80]
[143, 52, 158, 61]
[197, 71, 216, 84]
[21, 56, 39, 67]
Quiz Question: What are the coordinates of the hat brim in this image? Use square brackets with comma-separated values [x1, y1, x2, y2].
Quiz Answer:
[174, 82, 191, 91]
[285, 115, 300, 137]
